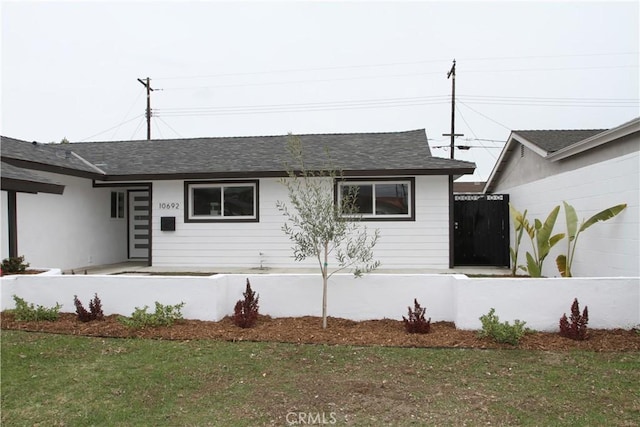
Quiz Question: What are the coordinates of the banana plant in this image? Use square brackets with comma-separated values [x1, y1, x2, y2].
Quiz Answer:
[508, 204, 528, 276]
[556, 202, 627, 277]
[522, 205, 565, 277]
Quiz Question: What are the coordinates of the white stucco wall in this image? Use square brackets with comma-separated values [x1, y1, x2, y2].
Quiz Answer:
[13, 173, 128, 271]
[151, 176, 451, 269]
[1, 191, 9, 261]
[504, 151, 639, 277]
[2, 273, 637, 331]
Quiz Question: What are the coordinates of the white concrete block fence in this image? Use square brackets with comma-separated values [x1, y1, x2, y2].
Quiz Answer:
[1, 273, 638, 331]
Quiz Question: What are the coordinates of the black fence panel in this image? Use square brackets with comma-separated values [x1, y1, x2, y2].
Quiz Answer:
[454, 194, 510, 267]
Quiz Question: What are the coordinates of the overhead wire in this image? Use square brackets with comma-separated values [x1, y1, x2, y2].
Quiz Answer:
[80, 115, 144, 141]
[110, 90, 144, 140]
[156, 116, 183, 138]
[154, 51, 638, 81]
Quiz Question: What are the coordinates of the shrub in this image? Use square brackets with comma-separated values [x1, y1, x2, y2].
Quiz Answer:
[119, 301, 185, 328]
[11, 295, 61, 321]
[233, 279, 260, 328]
[402, 298, 431, 334]
[478, 308, 528, 345]
[559, 298, 589, 340]
[74, 294, 104, 322]
[2, 256, 30, 274]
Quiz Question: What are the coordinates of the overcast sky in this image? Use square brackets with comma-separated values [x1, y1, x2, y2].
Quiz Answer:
[2, 1, 638, 181]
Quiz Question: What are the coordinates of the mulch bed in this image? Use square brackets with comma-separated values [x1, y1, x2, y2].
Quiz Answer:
[2, 312, 639, 351]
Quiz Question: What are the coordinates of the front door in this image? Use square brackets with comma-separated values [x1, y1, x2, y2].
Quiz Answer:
[128, 190, 150, 259]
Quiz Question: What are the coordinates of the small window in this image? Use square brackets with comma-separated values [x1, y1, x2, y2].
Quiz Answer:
[185, 181, 258, 222]
[110, 191, 125, 219]
[336, 178, 414, 221]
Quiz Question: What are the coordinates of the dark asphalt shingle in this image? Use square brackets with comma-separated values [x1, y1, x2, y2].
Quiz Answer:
[2, 130, 476, 178]
[513, 129, 605, 153]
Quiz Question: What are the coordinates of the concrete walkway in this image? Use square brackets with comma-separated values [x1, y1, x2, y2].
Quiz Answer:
[65, 261, 510, 276]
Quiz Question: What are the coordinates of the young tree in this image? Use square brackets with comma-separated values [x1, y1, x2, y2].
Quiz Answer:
[276, 134, 380, 329]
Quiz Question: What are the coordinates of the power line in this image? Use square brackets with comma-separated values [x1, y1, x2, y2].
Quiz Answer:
[457, 101, 513, 131]
[80, 115, 144, 141]
[152, 93, 637, 119]
[154, 51, 638, 81]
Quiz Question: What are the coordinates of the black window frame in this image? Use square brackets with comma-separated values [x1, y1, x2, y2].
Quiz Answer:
[335, 177, 415, 222]
[184, 180, 259, 223]
[110, 191, 125, 219]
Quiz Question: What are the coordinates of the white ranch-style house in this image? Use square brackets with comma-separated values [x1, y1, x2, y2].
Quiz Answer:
[1, 130, 475, 272]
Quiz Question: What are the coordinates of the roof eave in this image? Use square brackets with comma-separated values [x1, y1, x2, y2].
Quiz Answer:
[97, 167, 476, 182]
[483, 132, 516, 194]
[1, 157, 104, 180]
[1, 177, 65, 194]
[547, 117, 640, 161]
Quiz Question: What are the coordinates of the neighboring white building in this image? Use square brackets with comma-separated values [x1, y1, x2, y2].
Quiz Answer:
[1, 131, 475, 271]
[484, 117, 640, 277]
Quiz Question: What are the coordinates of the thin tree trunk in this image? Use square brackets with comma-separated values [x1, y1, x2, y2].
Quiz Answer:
[322, 242, 329, 329]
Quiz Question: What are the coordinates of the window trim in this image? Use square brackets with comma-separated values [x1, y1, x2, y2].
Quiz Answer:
[184, 180, 259, 223]
[335, 177, 415, 222]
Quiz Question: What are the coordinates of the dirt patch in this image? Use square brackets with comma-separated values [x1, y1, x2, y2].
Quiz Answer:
[2, 312, 639, 351]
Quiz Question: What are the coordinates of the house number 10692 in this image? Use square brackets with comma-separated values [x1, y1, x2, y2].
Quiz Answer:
[158, 202, 180, 209]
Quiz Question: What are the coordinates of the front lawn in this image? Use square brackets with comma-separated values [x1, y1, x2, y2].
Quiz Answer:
[2, 331, 638, 426]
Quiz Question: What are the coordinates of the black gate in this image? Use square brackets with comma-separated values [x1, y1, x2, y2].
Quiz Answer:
[454, 194, 510, 267]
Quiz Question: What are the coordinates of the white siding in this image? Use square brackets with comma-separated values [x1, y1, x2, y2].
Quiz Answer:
[151, 176, 451, 269]
[505, 151, 639, 277]
[14, 173, 128, 270]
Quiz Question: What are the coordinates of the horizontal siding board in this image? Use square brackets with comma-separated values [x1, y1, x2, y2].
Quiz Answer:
[151, 176, 451, 269]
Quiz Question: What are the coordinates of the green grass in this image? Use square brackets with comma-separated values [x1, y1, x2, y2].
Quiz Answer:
[2, 331, 639, 426]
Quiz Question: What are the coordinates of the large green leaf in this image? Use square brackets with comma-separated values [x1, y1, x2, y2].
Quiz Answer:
[579, 204, 627, 232]
[549, 233, 565, 249]
[536, 205, 561, 259]
[526, 252, 541, 277]
[556, 254, 569, 277]
[562, 201, 578, 241]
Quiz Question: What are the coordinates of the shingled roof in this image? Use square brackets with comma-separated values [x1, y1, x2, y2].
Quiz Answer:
[2, 130, 475, 181]
[0, 161, 65, 194]
[512, 129, 605, 154]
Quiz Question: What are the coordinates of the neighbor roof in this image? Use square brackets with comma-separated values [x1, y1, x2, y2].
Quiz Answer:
[2, 130, 475, 181]
[512, 129, 605, 154]
[483, 117, 640, 194]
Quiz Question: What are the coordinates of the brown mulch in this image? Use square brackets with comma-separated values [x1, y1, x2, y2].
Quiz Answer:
[2, 312, 639, 352]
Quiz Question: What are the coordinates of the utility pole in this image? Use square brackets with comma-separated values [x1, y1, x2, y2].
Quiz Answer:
[442, 60, 463, 159]
[137, 77, 154, 140]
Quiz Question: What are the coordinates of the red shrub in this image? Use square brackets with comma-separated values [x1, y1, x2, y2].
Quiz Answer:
[74, 294, 104, 322]
[559, 298, 588, 340]
[402, 298, 431, 334]
[233, 279, 259, 328]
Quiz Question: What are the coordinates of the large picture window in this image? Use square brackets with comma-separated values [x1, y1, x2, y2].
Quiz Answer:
[336, 178, 414, 221]
[185, 181, 258, 222]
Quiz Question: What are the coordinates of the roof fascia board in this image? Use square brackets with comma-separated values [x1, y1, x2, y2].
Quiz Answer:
[483, 132, 516, 194]
[511, 133, 550, 157]
[98, 167, 476, 182]
[1, 178, 65, 194]
[547, 117, 640, 161]
[0, 157, 101, 180]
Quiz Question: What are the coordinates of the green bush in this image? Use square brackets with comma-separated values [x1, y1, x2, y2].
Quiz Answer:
[2, 256, 30, 274]
[119, 301, 185, 328]
[478, 308, 529, 345]
[11, 295, 62, 321]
